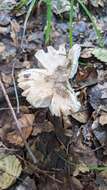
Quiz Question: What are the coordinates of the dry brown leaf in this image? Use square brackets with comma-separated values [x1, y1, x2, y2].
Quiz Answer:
[73, 162, 89, 176]
[99, 170, 107, 180]
[72, 111, 89, 123]
[6, 127, 32, 146]
[77, 67, 97, 82]
[6, 114, 34, 146]
[99, 112, 107, 126]
[80, 48, 93, 59]
[89, 82, 107, 110]
[1, 72, 12, 87]
[10, 19, 20, 46]
[18, 114, 34, 127]
[32, 121, 54, 136]
[11, 19, 20, 33]
[71, 177, 83, 190]
[19, 106, 30, 113]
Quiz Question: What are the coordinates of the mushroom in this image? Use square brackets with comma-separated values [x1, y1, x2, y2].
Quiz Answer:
[18, 44, 81, 117]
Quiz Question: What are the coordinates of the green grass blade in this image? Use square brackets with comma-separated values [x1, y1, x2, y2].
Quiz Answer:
[44, 0, 52, 44]
[77, 0, 103, 47]
[69, 0, 75, 48]
[15, 0, 30, 9]
[89, 165, 107, 172]
[21, 0, 37, 48]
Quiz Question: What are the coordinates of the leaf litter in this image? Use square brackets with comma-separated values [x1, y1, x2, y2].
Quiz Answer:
[0, 1, 107, 190]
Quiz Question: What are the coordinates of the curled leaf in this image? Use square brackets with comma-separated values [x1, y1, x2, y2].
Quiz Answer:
[6, 114, 34, 146]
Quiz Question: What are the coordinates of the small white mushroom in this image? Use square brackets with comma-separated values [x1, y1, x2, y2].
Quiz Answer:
[18, 44, 81, 117]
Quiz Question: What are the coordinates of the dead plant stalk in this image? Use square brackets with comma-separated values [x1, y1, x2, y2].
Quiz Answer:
[0, 78, 37, 164]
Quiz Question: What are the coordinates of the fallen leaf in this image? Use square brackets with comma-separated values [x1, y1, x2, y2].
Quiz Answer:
[18, 114, 35, 128]
[99, 112, 107, 126]
[6, 114, 34, 146]
[1, 72, 12, 87]
[99, 170, 107, 180]
[70, 135, 98, 166]
[72, 111, 89, 123]
[6, 127, 32, 146]
[0, 154, 22, 189]
[32, 121, 54, 136]
[80, 48, 93, 59]
[92, 119, 107, 146]
[10, 19, 20, 46]
[0, 0, 16, 11]
[52, 0, 70, 14]
[71, 177, 83, 190]
[76, 67, 97, 82]
[0, 42, 16, 61]
[73, 162, 89, 176]
[90, 0, 105, 7]
[88, 82, 107, 110]
[92, 48, 107, 63]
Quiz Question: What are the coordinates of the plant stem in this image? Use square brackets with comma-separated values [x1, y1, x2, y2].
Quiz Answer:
[44, 0, 52, 44]
[77, 0, 103, 47]
[21, 0, 37, 48]
[0, 78, 37, 164]
[69, 0, 74, 48]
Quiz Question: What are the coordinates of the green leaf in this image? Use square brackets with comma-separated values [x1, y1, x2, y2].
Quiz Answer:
[92, 48, 107, 63]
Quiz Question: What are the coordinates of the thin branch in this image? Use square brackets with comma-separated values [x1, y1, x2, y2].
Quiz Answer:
[12, 61, 20, 114]
[0, 78, 37, 164]
[0, 105, 32, 111]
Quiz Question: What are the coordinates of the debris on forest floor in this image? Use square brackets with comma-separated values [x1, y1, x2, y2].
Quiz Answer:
[0, 0, 107, 190]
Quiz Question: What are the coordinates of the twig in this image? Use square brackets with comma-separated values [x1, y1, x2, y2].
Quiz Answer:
[17, 155, 63, 184]
[75, 80, 97, 91]
[0, 78, 37, 164]
[0, 105, 32, 111]
[12, 61, 20, 114]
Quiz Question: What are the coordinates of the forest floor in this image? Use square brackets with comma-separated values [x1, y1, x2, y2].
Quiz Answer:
[0, 0, 107, 190]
